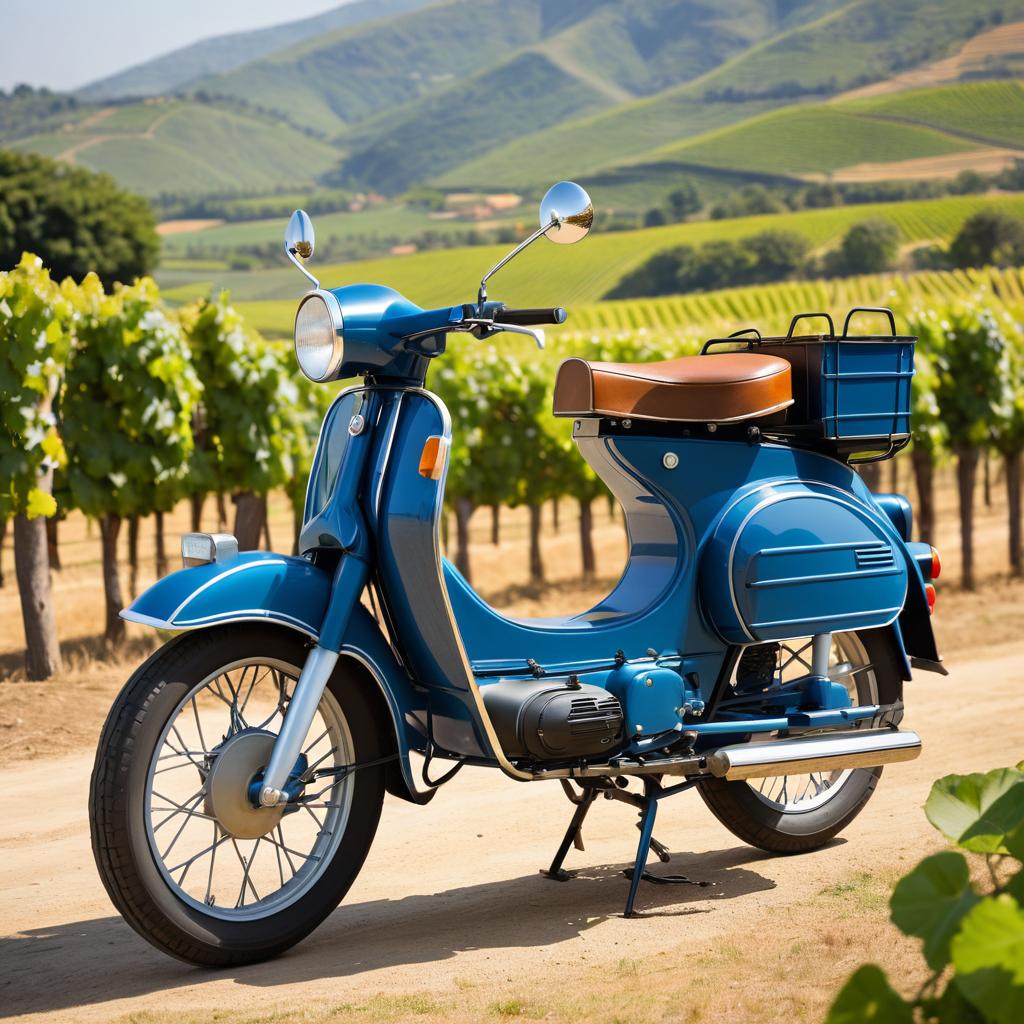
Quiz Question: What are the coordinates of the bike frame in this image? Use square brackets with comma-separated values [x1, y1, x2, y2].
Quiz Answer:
[124, 375, 941, 805]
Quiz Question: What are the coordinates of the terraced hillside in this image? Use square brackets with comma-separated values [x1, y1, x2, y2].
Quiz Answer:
[5, 0, 1024, 211]
[846, 80, 1024, 149]
[155, 193, 1024, 337]
[430, 0, 1024, 194]
[7, 100, 340, 197]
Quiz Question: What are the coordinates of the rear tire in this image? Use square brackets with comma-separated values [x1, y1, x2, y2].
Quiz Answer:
[697, 629, 902, 854]
[90, 625, 385, 966]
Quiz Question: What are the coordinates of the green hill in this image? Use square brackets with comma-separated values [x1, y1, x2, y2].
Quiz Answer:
[429, 0, 1024, 193]
[645, 104, 976, 176]
[10, 100, 341, 197]
[5, 0, 1024, 210]
[156, 193, 1024, 334]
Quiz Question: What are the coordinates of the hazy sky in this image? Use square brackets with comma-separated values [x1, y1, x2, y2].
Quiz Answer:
[0, 1, 344, 92]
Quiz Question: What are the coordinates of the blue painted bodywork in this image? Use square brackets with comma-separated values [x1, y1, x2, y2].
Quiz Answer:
[123, 282, 941, 781]
[125, 551, 330, 636]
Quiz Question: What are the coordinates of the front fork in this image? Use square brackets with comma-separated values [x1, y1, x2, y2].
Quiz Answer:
[258, 552, 370, 807]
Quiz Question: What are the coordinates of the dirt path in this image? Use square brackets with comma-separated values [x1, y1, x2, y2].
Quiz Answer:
[2, 643, 1022, 1024]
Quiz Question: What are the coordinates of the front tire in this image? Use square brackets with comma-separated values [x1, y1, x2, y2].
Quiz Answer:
[697, 629, 902, 854]
[90, 625, 385, 966]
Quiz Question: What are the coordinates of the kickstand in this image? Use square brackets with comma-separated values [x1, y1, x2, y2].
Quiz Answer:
[540, 782, 597, 881]
[623, 777, 702, 917]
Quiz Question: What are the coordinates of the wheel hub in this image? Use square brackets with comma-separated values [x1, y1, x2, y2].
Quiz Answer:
[205, 729, 287, 839]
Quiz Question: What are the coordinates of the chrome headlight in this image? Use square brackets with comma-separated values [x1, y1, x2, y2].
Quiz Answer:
[294, 291, 344, 382]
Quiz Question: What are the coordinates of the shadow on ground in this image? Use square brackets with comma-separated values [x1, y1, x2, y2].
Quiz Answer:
[1, 845, 780, 1017]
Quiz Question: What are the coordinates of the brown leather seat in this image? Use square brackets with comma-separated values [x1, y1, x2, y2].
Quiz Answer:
[552, 353, 793, 423]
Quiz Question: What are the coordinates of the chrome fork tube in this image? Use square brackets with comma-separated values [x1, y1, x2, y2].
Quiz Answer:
[259, 552, 370, 807]
[259, 646, 339, 805]
[811, 632, 832, 678]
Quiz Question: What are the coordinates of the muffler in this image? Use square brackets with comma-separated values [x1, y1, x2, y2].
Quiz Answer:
[706, 727, 921, 781]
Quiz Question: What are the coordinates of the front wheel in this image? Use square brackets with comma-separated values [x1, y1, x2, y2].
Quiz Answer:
[697, 629, 902, 854]
[90, 625, 385, 966]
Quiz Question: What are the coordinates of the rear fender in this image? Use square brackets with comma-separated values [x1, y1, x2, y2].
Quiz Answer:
[121, 551, 432, 802]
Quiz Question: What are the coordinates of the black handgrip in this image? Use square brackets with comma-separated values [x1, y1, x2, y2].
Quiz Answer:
[786, 312, 835, 339]
[499, 307, 568, 326]
[842, 306, 897, 338]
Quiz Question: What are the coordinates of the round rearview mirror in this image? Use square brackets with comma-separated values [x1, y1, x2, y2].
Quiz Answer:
[285, 209, 315, 260]
[539, 181, 593, 244]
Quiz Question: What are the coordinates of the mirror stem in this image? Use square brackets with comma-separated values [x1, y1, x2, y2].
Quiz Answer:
[478, 217, 556, 308]
[286, 245, 320, 290]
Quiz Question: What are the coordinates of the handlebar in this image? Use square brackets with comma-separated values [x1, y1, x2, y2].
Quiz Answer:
[498, 307, 567, 327]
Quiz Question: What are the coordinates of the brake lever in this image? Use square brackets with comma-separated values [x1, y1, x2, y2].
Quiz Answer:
[491, 321, 545, 349]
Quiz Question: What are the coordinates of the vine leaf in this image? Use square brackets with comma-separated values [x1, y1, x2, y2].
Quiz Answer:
[890, 851, 979, 971]
[951, 895, 1024, 1024]
[926, 768, 1024, 854]
[825, 964, 914, 1024]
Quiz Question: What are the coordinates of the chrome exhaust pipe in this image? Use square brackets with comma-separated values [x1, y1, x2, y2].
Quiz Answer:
[706, 728, 921, 781]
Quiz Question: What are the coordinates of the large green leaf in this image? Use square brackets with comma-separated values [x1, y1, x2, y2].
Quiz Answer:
[926, 768, 1024, 854]
[890, 851, 980, 970]
[1006, 822, 1024, 863]
[826, 965, 914, 1024]
[952, 895, 1024, 1024]
[920, 981, 987, 1024]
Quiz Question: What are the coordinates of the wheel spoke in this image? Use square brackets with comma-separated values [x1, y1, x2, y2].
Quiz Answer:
[159, 791, 206, 860]
[233, 838, 261, 908]
[146, 657, 353, 919]
[167, 831, 231, 877]
[152, 787, 205, 833]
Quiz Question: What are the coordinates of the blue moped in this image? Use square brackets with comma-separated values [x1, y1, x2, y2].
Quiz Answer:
[91, 183, 943, 966]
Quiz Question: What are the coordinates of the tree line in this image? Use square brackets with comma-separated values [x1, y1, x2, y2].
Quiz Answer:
[3, 250, 1023, 681]
[1, 253, 331, 679]
[608, 210, 1024, 300]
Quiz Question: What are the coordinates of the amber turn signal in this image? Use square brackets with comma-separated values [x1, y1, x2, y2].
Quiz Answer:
[418, 435, 448, 480]
[925, 582, 936, 615]
[930, 547, 941, 580]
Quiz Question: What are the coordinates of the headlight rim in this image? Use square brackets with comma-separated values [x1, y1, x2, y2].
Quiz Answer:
[294, 289, 345, 382]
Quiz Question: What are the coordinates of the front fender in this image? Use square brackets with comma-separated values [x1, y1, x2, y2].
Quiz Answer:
[122, 551, 330, 636]
[122, 551, 432, 801]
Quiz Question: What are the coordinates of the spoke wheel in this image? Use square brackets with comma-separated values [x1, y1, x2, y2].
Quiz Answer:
[697, 628, 902, 854]
[144, 656, 355, 921]
[91, 625, 386, 966]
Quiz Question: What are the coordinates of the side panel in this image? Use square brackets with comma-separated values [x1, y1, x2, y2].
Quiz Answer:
[700, 484, 909, 643]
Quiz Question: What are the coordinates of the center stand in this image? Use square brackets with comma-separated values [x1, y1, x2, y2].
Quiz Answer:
[540, 776, 705, 916]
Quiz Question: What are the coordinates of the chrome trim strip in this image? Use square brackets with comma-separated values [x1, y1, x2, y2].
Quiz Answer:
[174, 608, 322, 632]
[374, 392, 403, 522]
[120, 607, 319, 639]
[408, 386, 534, 781]
[168, 559, 288, 623]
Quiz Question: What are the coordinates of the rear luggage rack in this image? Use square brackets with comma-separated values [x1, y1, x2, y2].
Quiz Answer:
[702, 306, 915, 464]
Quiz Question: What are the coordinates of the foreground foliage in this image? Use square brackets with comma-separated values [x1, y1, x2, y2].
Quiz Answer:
[828, 762, 1024, 1023]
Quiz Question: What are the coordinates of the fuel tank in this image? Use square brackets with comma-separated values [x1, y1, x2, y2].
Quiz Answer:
[700, 481, 908, 644]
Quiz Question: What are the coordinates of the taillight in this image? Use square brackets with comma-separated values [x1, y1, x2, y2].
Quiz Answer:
[931, 547, 941, 580]
[925, 583, 937, 614]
